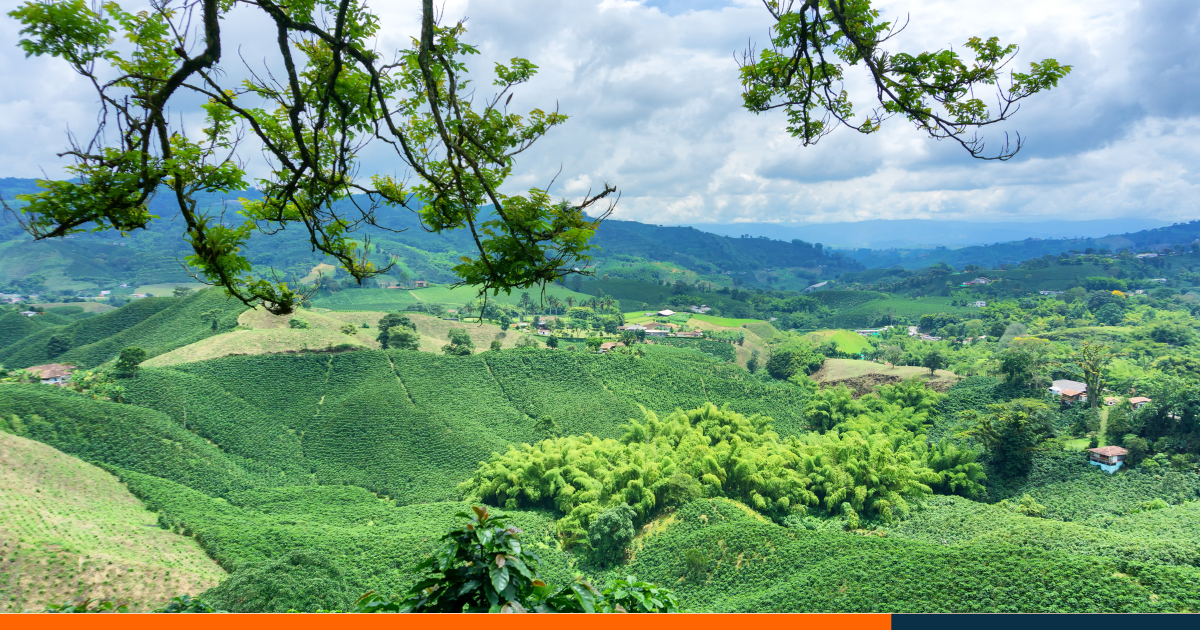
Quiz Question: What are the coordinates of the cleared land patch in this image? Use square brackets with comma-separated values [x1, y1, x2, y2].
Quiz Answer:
[0, 432, 225, 611]
[145, 310, 539, 366]
[691, 314, 764, 327]
[29, 303, 116, 314]
[805, 329, 873, 355]
[131, 283, 207, 297]
[812, 358, 959, 395]
[300, 263, 338, 284]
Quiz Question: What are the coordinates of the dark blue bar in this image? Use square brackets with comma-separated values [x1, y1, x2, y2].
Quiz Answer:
[894, 614, 1196, 630]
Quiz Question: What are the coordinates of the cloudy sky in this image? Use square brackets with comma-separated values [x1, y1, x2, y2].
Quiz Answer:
[1, 0, 1197, 225]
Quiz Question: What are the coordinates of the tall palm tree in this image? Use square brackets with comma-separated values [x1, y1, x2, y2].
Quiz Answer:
[565, 296, 575, 309]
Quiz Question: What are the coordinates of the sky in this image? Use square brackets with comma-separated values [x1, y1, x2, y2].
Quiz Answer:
[1, 0, 1197, 226]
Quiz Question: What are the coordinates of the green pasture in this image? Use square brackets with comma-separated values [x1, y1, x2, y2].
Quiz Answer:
[822, 297, 976, 328]
[691, 313, 763, 327]
[805, 329, 873, 355]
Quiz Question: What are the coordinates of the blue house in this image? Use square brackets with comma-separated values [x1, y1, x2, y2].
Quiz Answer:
[1087, 446, 1128, 474]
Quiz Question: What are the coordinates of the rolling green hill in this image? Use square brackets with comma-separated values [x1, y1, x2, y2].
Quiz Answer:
[118, 347, 810, 503]
[606, 498, 1199, 612]
[0, 289, 247, 369]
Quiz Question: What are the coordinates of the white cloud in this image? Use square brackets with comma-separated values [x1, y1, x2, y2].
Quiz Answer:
[1, 0, 1197, 225]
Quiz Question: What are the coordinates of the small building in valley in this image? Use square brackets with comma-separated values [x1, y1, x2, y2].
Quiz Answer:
[25, 363, 75, 385]
[656, 309, 676, 317]
[1059, 389, 1086, 404]
[1129, 396, 1152, 409]
[1087, 446, 1128, 474]
[598, 342, 626, 353]
[970, 301, 987, 308]
[1050, 380, 1087, 396]
[414, 280, 429, 288]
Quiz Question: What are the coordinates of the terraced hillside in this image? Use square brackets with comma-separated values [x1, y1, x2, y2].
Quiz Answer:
[603, 498, 1200, 612]
[0, 432, 225, 612]
[0, 290, 247, 369]
[3, 347, 810, 505]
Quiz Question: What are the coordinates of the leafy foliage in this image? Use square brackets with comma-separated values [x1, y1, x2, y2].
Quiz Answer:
[442, 328, 475, 356]
[356, 506, 677, 613]
[377, 313, 419, 350]
[6, 0, 616, 313]
[461, 403, 941, 542]
[588, 504, 637, 567]
[203, 551, 354, 613]
[740, 1, 1070, 161]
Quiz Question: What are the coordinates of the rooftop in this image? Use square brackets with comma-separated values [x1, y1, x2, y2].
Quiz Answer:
[26, 363, 76, 379]
[1088, 446, 1128, 457]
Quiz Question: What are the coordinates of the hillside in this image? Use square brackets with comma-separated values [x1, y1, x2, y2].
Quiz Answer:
[844, 221, 1200, 270]
[145, 310, 550, 367]
[0, 178, 858, 298]
[0, 431, 225, 612]
[0, 289, 248, 369]
[123, 347, 811, 503]
[688, 218, 1169, 249]
[605, 498, 1199, 612]
[311, 283, 593, 313]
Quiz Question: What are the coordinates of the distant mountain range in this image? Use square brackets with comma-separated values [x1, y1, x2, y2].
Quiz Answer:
[683, 218, 1171, 250]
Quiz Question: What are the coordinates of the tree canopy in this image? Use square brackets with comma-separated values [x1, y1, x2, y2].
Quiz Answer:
[7, 0, 616, 314]
[740, 0, 1072, 160]
[6, 0, 1070, 315]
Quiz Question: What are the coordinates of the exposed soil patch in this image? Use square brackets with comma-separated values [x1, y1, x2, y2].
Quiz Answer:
[818, 372, 957, 398]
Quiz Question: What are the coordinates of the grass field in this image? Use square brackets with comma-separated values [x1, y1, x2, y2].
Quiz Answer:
[691, 314, 764, 327]
[312, 284, 592, 311]
[29, 303, 117, 314]
[132, 283, 208, 297]
[300, 263, 338, 284]
[822, 297, 977, 328]
[812, 358, 958, 385]
[0, 432, 225, 612]
[743, 321, 780, 338]
[805, 329, 874, 355]
[144, 309, 543, 366]
[1063, 438, 1091, 451]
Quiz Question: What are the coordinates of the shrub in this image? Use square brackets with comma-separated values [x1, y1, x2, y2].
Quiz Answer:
[288, 318, 309, 329]
[461, 404, 938, 541]
[442, 328, 474, 356]
[365, 506, 677, 613]
[588, 504, 636, 567]
[1123, 435, 1150, 467]
[766, 342, 824, 380]
[377, 313, 419, 350]
[203, 551, 354, 613]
